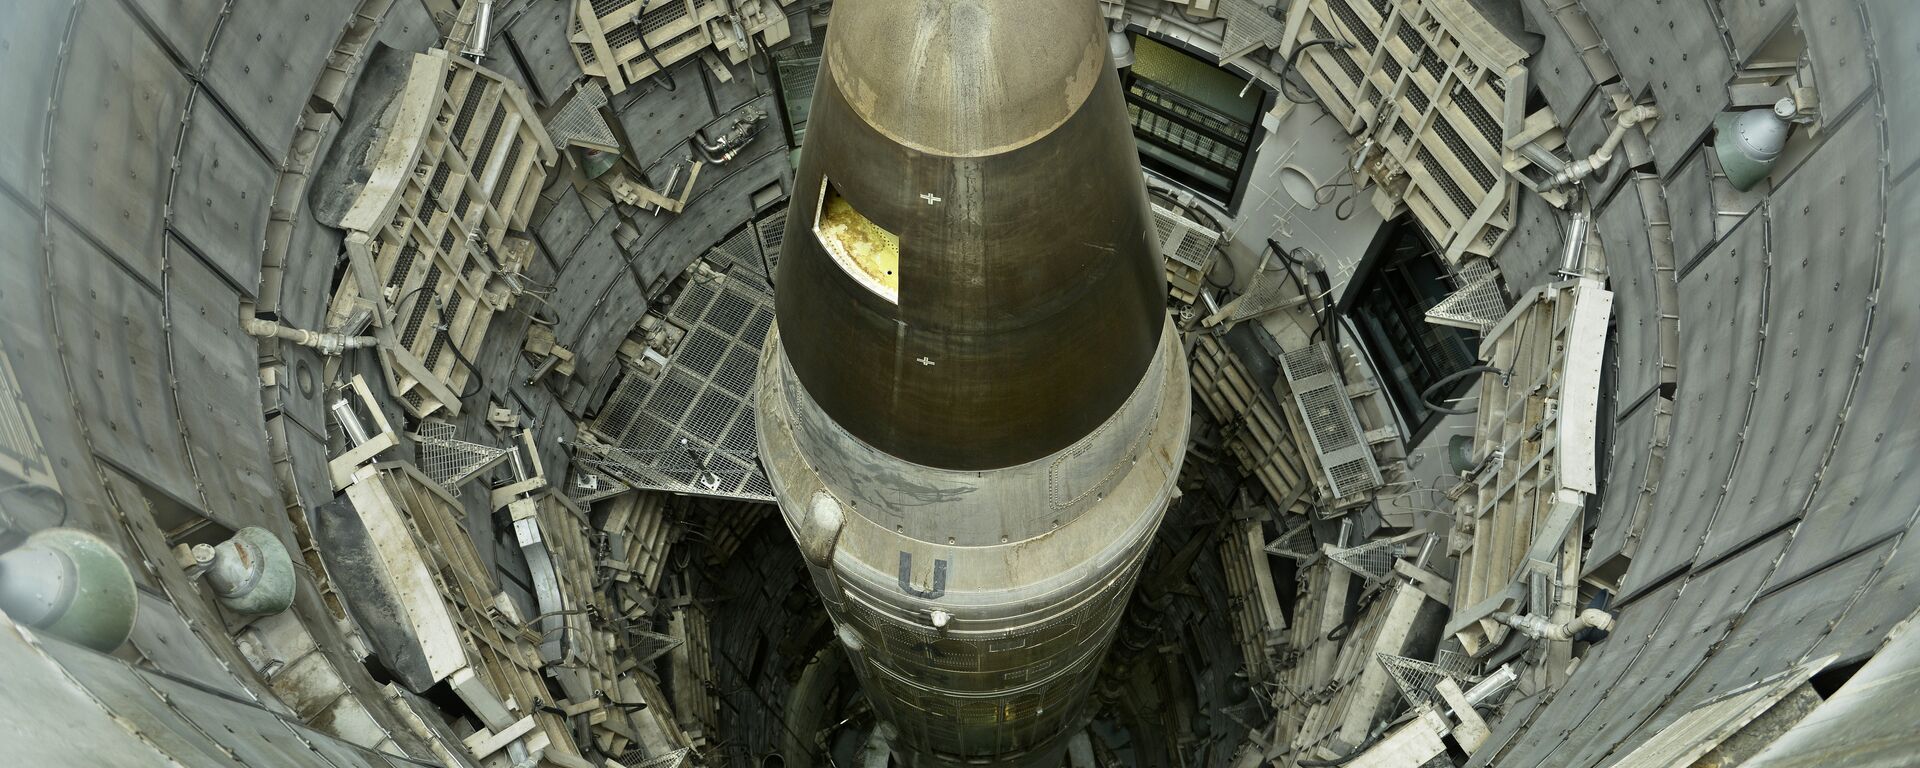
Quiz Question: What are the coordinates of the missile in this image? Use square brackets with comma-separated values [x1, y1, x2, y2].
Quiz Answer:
[755, 0, 1190, 764]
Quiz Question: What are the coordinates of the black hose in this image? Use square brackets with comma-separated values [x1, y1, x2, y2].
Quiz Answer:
[1278, 38, 1352, 105]
[441, 324, 486, 400]
[634, 15, 677, 92]
[1420, 364, 1504, 416]
[1206, 249, 1238, 288]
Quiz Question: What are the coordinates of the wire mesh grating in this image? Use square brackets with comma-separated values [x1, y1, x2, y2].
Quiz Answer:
[411, 421, 510, 498]
[1377, 650, 1484, 709]
[583, 243, 782, 501]
[1265, 524, 1317, 560]
[1327, 535, 1404, 582]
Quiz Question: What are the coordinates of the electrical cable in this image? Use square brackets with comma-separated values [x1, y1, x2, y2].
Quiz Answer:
[1273, 241, 1341, 347]
[1205, 248, 1238, 288]
[429, 296, 487, 400]
[1419, 364, 1504, 416]
[1277, 38, 1353, 105]
[1314, 168, 1360, 221]
[633, 14, 678, 92]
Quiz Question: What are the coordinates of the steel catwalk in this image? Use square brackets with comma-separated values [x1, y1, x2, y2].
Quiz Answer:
[756, 0, 1190, 764]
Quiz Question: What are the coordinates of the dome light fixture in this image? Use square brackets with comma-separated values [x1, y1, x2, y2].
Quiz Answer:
[1715, 98, 1799, 192]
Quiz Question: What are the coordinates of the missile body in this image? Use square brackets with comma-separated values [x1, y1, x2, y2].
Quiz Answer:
[755, 1, 1190, 764]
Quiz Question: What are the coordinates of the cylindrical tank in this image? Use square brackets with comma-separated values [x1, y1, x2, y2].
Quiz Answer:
[755, 0, 1190, 765]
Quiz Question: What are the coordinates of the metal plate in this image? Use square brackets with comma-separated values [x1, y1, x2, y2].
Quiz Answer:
[273, 412, 338, 512]
[168, 238, 282, 529]
[1584, 1, 1733, 173]
[1490, 187, 1563, 297]
[172, 101, 275, 295]
[554, 213, 632, 350]
[536, 186, 597, 268]
[48, 0, 189, 280]
[1805, 527, 1920, 665]
[0, 0, 73, 205]
[277, 193, 349, 329]
[1542, 533, 1789, 768]
[123, 0, 223, 68]
[1518, 0, 1598, 121]
[1866, 0, 1919, 179]
[1618, 206, 1768, 602]
[1696, 107, 1880, 566]
[202, 0, 360, 156]
[503, 0, 586, 106]
[1798, 0, 1873, 118]
[1756, 12, 1911, 585]
[35, 633, 245, 766]
[0, 193, 126, 545]
[0, 618, 184, 767]
[139, 667, 358, 767]
[126, 588, 252, 700]
[1478, 576, 1687, 768]
[616, 78, 727, 167]
[1586, 393, 1666, 577]
[1664, 149, 1717, 271]
[48, 217, 200, 508]
[1742, 606, 1920, 767]
[1720, 0, 1796, 67]
[1463, 690, 1546, 768]
[1596, 179, 1661, 406]
[1657, 538, 1891, 722]
[292, 721, 423, 768]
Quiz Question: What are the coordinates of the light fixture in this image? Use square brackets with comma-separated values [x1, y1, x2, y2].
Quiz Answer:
[1714, 98, 1796, 192]
[0, 528, 137, 651]
[1109, 27, 1134, 69]
[182, 527, 296, 616]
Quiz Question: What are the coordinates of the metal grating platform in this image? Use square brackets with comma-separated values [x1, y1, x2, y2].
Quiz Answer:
[622, 747, 692, 768]
[1326, 534, 1406, 582]
[1279, 344, 1382, 499]
[411, 421, 512, 498]
[1265, 524, 1318, 560]
[585, 269, 776, 502]
[1426, 258, 1508, 332]
[1377, 650, 1483, 710]
[547, 81, 618, 152]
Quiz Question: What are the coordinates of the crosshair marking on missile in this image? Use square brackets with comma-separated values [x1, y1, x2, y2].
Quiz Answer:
[897, 552, 948, 599]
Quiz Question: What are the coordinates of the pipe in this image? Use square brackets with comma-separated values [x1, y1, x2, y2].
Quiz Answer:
[1543, 105, 1659, 190]
[461, 0, 493, 60]
[1462, 664, 1518, 707]
[691, 107, 769, 164]
[1558, 208, 1591, 275]
[243, 318, 376, 356]
[1420, 364, 1505, 416]
[1492, 608, 1615, 641]
[331, 399, 371, 447]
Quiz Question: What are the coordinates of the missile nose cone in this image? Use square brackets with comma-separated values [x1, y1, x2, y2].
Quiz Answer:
[826, 0, 1107, 157]
[775, 0, 1166, 470]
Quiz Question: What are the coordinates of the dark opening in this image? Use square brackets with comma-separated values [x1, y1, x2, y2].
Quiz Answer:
[1346, 218, 1481, 436]
[1811, 655, 1870, 698]
[1124, 35, 1265, 207]
[768, 35, 824, 148]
